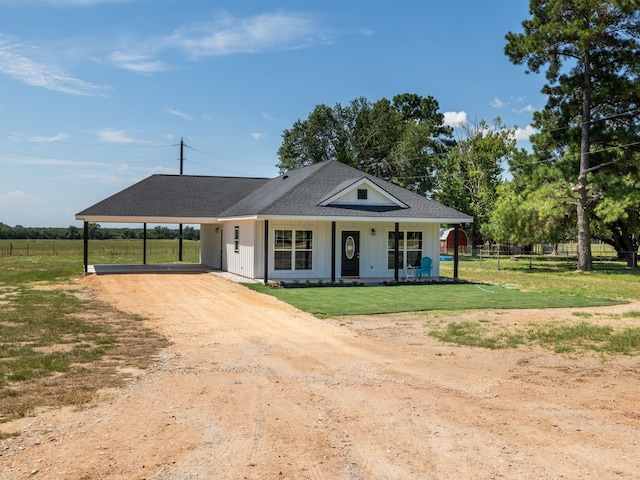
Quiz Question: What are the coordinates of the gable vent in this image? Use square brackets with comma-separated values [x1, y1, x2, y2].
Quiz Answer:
[357, 188, 368, 200]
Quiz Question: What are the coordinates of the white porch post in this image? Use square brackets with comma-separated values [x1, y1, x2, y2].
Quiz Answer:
[263, 219, 269, 285]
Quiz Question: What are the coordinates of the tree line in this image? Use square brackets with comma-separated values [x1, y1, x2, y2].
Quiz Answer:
[276, 0, 640, 269]
[0, 223, 200, 241]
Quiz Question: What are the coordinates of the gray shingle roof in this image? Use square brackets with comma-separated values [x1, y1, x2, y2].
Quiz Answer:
[76, 175, 269, 218]
[76, 161, 473, 223]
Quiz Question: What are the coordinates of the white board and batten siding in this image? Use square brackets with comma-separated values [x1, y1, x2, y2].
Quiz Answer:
[262, 220, 441, 281]
[224, 220, 257, 278]
[199, 223, 223, 269]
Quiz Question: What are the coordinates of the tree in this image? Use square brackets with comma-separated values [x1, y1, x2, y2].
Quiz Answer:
[277, 93, 453, 195]
[87, 223, 101, 240]
[485, 153, 577, 250]
[65, 225, 81, 240]
[149, 226, 175, 240]
[432, 118, 517, 246]
[505, 0, 640, 271]
[183, 226, 199, 241]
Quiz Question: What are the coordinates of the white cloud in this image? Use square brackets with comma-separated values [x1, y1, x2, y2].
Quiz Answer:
[29, 133, 70, 143]
[108, 51, 168, 74]
[514, 104, 535, 114]
[443, 111, 468, 128]
[514, 125, 538, 141]
[0, 0, 130, 5]
[94, 128, 139, 144]
[166, 108, 193, 121]
[490, 97, 505, 109]
[0, 152, 104, 167]
[262, 112, 279, 122]
[103, 11, 337, 74]
[251, 132, 266, 140]
[0, 190, 37, 207]
[0, 35, 108, 96]
[166, 11, 328, 59]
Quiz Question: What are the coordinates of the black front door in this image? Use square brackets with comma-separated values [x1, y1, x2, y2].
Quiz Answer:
[341, 231, 360, 277]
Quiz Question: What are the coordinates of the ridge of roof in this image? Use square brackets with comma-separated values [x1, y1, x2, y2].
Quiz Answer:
[153, 173, 270, 180]
[219, 161, 333, 217]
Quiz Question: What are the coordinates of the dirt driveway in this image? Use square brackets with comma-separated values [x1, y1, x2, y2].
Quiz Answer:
[2, 273, 640, 479]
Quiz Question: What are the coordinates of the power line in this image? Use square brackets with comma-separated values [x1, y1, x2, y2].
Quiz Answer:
[541, 107, 640, 134]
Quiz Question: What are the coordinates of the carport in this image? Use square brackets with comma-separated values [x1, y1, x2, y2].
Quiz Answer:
[76, 174, 270, 274]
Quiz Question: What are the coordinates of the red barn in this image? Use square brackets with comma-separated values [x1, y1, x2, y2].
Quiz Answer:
[440, 227, 469, 254]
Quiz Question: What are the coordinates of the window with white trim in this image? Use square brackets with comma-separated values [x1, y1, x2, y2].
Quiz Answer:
[274, 229, 313, 270]
[387, 231, 422, 269]
[234, 226, 239, 253]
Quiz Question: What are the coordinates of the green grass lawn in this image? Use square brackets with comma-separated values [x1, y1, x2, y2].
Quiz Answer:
[250, 254, 639, 317]
[248, 282, 621, 317]
[440, 255, 640, 300]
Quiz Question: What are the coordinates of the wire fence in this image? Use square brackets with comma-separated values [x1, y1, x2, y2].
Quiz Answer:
[0, 240, 200, 262]
[471, 248, 637, 271]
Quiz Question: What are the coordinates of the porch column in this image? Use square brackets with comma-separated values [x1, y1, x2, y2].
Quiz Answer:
[143, 223, 147, 265]
[83, 221, 88, 274]
[453, 224, 460, 280]
[264, 219, 269, 285]
[331, 222, 336, 283]
[394, 222, 400, 282]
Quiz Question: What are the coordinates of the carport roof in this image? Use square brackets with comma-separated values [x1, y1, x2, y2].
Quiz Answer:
[75, 175, 270, 221]
[76, 160, 473, 223]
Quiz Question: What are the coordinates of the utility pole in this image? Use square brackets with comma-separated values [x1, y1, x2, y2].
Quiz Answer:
[178, 137, 185, 261]
[179, 137, 184, 175]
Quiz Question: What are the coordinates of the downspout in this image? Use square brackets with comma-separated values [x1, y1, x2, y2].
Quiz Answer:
[331, 222, 336, 283]
[264, 219, 269, 285]
[83, 221, 88, 274]
[394, 222, 400, 282]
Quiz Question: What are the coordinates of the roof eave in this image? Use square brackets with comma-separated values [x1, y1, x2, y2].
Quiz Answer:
[248, 214, 474, 223]
[74, 215, 221, 224]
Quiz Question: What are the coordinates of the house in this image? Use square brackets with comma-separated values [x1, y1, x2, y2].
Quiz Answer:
[76, 160, 472, 282]
[440, 227, 469, 254]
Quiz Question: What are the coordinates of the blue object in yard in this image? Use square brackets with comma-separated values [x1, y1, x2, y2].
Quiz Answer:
[440, 255, 453, 261]
[415, 256, 432, 279]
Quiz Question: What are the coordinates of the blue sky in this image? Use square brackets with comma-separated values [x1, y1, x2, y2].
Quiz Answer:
[0, 0, 545, 227]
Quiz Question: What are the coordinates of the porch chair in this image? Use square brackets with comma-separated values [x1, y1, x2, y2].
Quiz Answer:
[415, 256, 432, 280]
[405, 264, 417, 281]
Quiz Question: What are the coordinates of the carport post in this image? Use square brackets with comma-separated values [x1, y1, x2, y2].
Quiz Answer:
[143, 223, 147, 265]
[83, 221, 88, 274]
[453, 224, 460, 280]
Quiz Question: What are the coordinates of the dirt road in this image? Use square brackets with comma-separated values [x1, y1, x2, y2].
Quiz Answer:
[2, 273, 640, 479]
